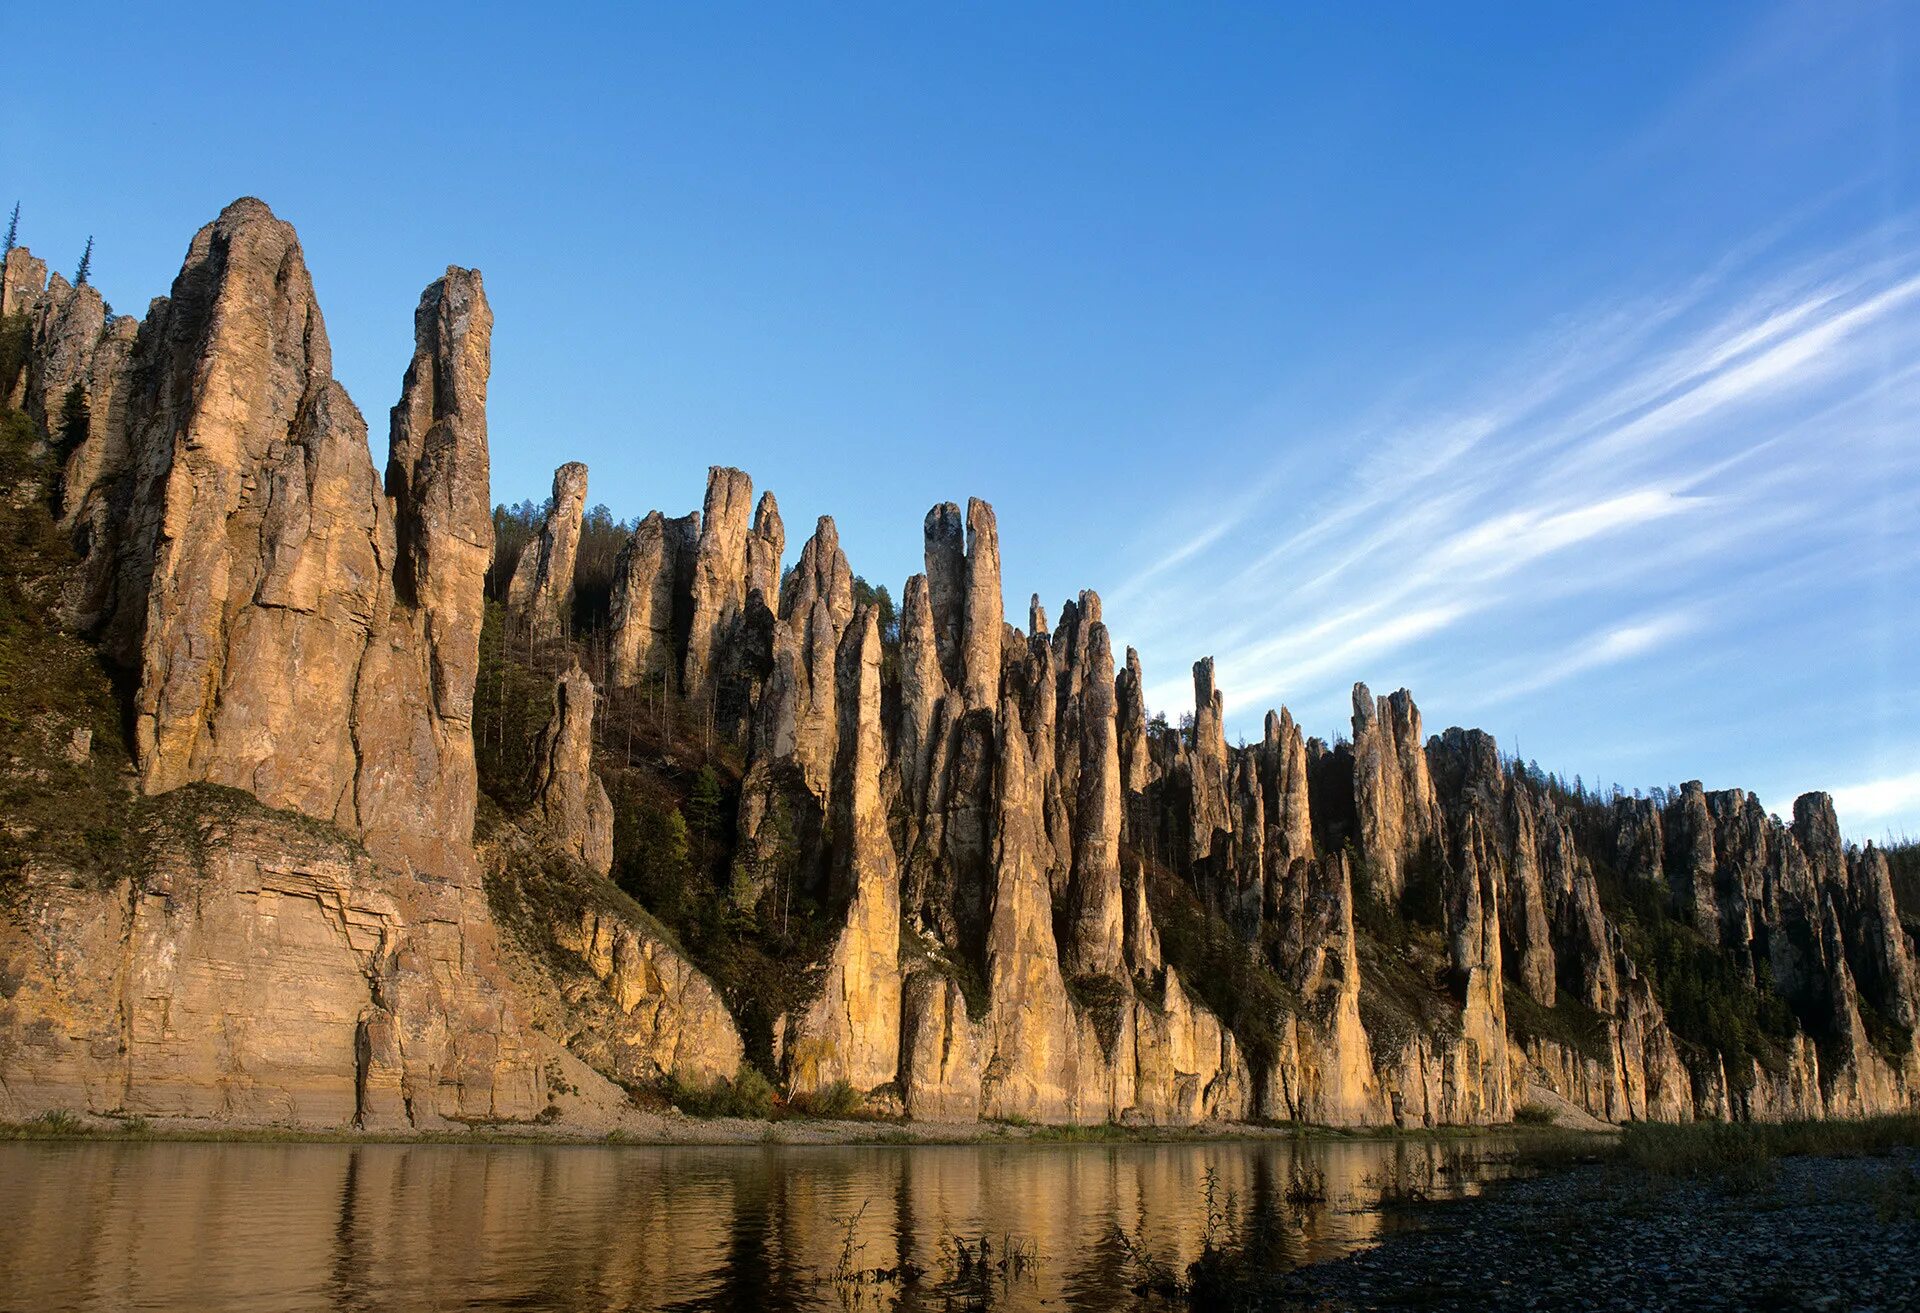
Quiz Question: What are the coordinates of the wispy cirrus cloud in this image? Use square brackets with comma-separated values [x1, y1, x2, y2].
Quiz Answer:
[1113, 221, 1920, 833]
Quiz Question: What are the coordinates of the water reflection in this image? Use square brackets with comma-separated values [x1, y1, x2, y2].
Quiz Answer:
[0, 1135, 1519, 1311]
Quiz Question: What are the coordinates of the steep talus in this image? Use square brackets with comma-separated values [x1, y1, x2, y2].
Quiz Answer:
[2, 200, 1913, 1130]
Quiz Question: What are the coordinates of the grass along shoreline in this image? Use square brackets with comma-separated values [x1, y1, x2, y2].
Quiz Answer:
[0, 1106, 1613, 1150]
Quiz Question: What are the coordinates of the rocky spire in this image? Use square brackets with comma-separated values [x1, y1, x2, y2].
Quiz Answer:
[608, 510, 687, 690]
[1188, 658, 1233, 866]
[1448, 814, 1512, 1121]
[1067, 621, 1126, 978]
[1793, 792, 1850, 896]
[1350, 683, 1441, 901]
[1665, 782, 1720, 940]
[923, 502, 966, 686]
[386, 267, 494, 734]
[1116, 646, 1153, 799]
[771, 516, 854, 798]
[1614, 795, 1665, 886]
[47, 288, 139, 611]
[896, 573, 944, 816]
[505, 461, 589, 634]
[1029, 593, 1049, 638]
[961, 497, 1003, 711]
[745, 489, 785, 605]
[1261, 708, 1313, 886]
[787, 607, 902, 1095]
[1230, 752, 1265, 932]
[531, 664, 615, 876]
[1503, 782, 1559, 1005]
[122, 199, 380, 819]
[981, 695, 1081, 1121]
[23, 275, 107, 453]
[681, 465, 755, 708]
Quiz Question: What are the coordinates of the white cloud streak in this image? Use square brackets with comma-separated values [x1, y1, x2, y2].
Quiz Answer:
[1109, 223, 1920, 784]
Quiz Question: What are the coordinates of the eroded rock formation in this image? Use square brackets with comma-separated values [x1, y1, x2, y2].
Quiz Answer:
[4, 198, 1914, 1135]
[531, 664, 615, 877]
[506, 461, 589, 634]
[1, 201, 556, 1126]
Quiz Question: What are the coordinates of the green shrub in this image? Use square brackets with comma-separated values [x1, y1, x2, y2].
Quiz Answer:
[1513, 1102, 1558, 1127]
[666, 1065, 777, 1119]
[1144, 859, 1293, 1080]
[1593, 856, 1798, 1077]
[788, 1079, 864, 1119]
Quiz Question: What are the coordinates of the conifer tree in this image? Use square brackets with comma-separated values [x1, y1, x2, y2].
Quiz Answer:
[75, 236, 93, 287]
[3, 203, 18, 256]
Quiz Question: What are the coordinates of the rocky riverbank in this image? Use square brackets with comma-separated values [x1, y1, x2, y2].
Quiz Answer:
[1253, 1147, 1920, 1311]
[0, 1108, 1580, 1150]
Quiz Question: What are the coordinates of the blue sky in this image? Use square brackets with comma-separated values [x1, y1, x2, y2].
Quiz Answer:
[7, 2, 1918, 835]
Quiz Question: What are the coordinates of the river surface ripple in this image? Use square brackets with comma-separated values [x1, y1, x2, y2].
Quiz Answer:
[0, 1136, 1528, 1311]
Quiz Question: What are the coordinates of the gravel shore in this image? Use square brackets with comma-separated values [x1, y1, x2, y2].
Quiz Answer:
[1263, 1149, 1920, 1312]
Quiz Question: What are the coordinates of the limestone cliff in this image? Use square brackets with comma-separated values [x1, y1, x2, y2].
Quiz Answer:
[3, 199, 1914, 1134]
[1, 203, 557, 1126]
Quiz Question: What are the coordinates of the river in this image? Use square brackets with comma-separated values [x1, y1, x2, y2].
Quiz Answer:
[0, 1135, 1529, 1310]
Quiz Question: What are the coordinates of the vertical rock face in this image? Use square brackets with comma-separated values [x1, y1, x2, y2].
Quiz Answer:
[899, 973, 983, 1120]
[772, 516, 855, 797]
[1116, 646, 1154, 799]
[682, 465, 755, 709]
[386, 268, 495, 746]
[745, 490, 785, 605]
[9, 198, 1917, 1136]
[531, 665, 615, 877]
[1261, 709, 1312, 870]
[3, 258, 144, 624]
[961, 497, 1003, 711]
[1229, 753, 1266, 932]
[608, 511, 685, 690]
[786, 608, 902, 1095]
[1850, 845, 1920, 1035]
[1447, 815, 1512, 1122]
[1665, 782, 1721, 940]
[1, 199, 547, 1128]
[112, 201, 367, 818]
[980, 697, 1082, 1121]
[896, 573, 943, 816]
[1189, 658, 1233, 868]
[1, 245, 46, 322]
[1429, 728, 1557, 1005]
[733, 516, 856, 909]
[923, 502, 966, 685]
[1351, 684, 1440, 901]
[23, 275, 108, 450]
[1268, 850, 1378, 1125]
[506, 462, 589, 633]
[1066, 622, 1125, 978]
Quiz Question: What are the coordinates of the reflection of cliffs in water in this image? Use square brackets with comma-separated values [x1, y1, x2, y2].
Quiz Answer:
[0, 1140, 1516, 1311]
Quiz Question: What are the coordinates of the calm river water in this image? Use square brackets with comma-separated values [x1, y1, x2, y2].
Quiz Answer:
[0, 1135, 1525, 1311]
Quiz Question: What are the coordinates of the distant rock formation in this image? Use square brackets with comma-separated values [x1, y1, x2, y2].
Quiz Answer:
[507, 461, 589, 634]
[2, 198, 1914, 1134]
[531, 664, 615, 876]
